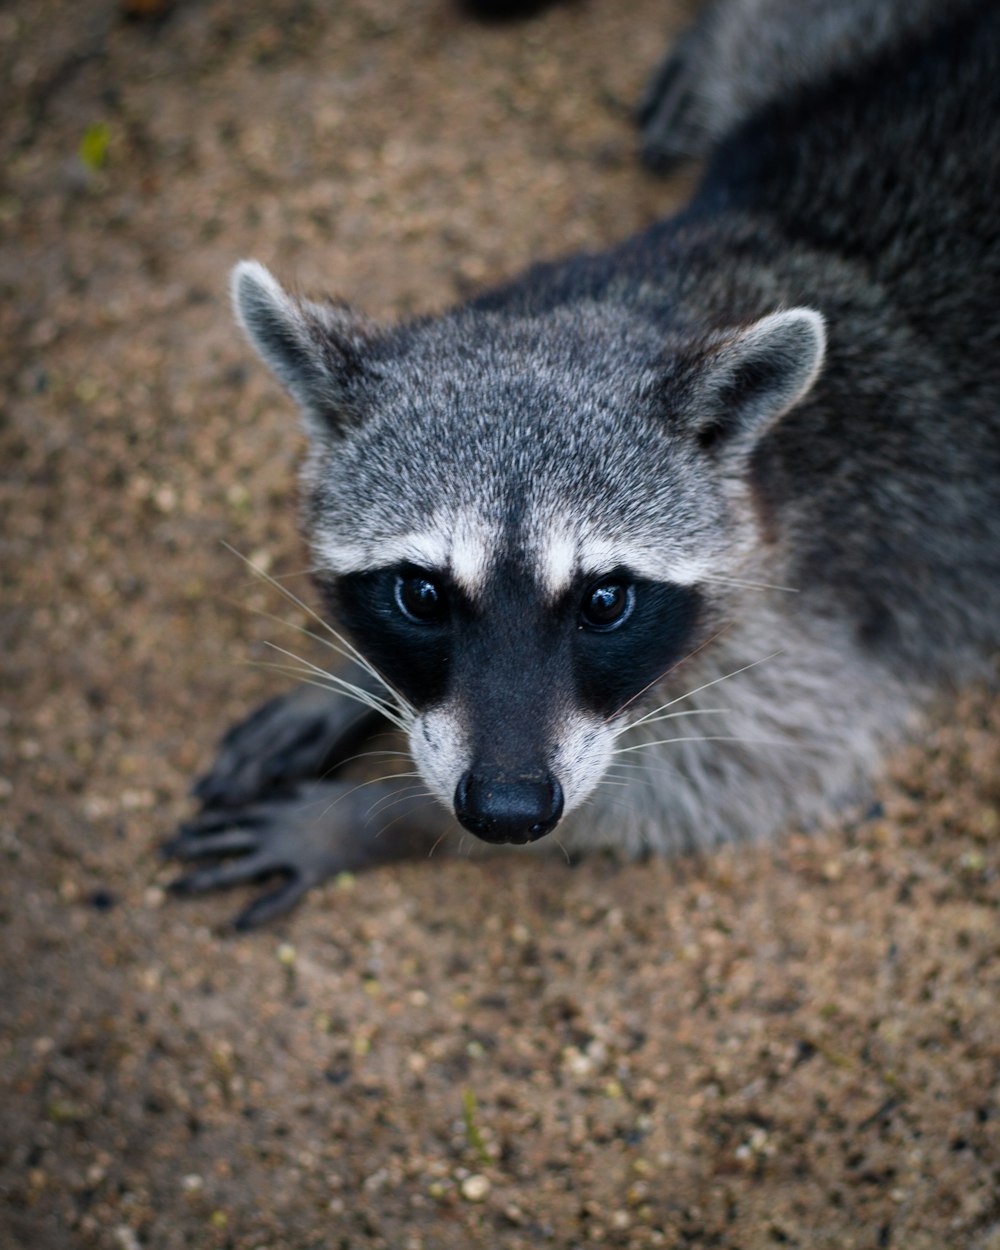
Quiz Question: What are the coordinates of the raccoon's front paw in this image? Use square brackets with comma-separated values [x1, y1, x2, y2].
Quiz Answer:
[192, 684, 383, 810]
[637, 27, 714, 172]
[163, 779, 451, 928]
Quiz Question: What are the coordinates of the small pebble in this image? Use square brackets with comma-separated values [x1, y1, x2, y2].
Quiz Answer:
[461, 1174, 490, 1202]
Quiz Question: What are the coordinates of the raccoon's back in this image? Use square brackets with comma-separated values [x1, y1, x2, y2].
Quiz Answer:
[696, 0, 1000, 368]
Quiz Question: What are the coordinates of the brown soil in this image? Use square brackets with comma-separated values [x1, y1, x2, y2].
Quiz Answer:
[2, 1, 999, 1247]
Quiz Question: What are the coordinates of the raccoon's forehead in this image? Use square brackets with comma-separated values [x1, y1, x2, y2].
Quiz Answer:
[304, 323, 727, 593]
[310, 506, 715, 597]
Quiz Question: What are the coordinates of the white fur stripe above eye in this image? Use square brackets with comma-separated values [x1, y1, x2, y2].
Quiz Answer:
[313, 513, 498, 592]
[533, 525, 717, 597]
[575, 544, 715, 588]
[448, 516, 497, 595]
[537, 529, 579, 597]
[314, 530, 450, 576]
[317, 516, 716, 591]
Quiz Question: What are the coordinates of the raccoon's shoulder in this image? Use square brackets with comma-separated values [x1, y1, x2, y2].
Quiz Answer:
[693, 4, 1000, 267]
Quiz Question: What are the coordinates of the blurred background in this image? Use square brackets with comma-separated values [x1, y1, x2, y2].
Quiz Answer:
[2, 2, 998, 1247]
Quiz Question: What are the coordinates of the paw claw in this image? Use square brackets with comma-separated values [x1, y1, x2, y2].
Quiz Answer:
[232, 877, 308, 930]
[163, 828, 261, 863]
[192, 686, 386, 809]
[168, 854, 269, 896]
[191, 772, 227, 806]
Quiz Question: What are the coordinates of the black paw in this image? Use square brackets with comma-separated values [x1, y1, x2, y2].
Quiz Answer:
[192, 685, 382, 810]
[163, 793, 337, 928]
[164, 778, 450, 928]
[637, 29, 713, 173]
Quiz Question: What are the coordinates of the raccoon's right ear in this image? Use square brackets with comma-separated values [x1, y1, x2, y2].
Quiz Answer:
[231, 260, 381, 438]
[679, 308, 826, 456]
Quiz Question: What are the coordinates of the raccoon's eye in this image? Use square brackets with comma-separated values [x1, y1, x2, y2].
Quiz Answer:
[395, 572, 447, 624]
[580, 581, 635, 631]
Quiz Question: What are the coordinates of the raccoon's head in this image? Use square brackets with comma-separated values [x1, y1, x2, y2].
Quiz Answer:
[232, 261, 824, 846]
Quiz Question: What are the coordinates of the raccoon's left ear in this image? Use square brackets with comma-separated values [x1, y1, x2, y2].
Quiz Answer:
[231, 260, 382, 438]
[681, 308, 826, 455]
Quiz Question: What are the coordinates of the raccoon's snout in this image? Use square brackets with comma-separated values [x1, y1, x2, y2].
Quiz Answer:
[454, 768, 564, 845]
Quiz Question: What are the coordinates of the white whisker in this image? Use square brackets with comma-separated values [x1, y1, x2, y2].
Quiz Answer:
[259, 564, 324, 582]
[549, 834, 573, 865]
[699, 574, 799, 594]
[331, 747, 413, 767]
[253, 664, 410, 731]
[241, 599, 396, 694]
[581, 786, 648, 825]
[375, 798, 444, 842]
[427, 827, 455, 858]
[313, 771, 424, 822]
[223, 541, 412, 714]
[614, 733, 801, 756]
[619, 706, 731, 734]
[365, 783, 436, 823]
[259, 644, 411, 729]
[623, 651, 784, 734]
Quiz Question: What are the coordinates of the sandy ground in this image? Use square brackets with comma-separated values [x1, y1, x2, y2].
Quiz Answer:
[2, 1, 1000, 1247]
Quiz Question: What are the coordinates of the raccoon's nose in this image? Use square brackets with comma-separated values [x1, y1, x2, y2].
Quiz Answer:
[454, 768, 564, 845]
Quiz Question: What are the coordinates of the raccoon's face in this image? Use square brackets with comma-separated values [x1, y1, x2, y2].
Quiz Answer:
[317, 555, 704, 843]
[232, 261, 824, 845]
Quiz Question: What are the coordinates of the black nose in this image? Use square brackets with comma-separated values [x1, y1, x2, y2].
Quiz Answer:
[453, 768, 564, 845]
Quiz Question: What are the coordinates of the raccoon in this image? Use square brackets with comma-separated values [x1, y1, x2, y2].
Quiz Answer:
[166, 0, 1000, 928]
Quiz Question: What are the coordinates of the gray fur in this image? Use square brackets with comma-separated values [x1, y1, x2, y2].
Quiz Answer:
[172, 0, 1000, 924]
[638, 0, 982, 168]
